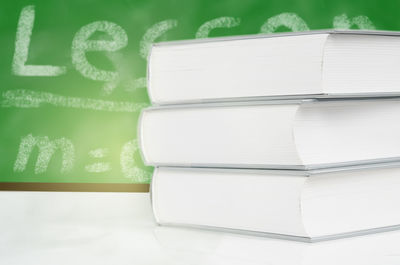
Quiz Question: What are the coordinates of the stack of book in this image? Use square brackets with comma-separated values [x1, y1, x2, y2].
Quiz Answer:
[139, 30, 400, 242]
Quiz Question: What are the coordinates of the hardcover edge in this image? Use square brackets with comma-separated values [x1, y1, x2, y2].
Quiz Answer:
[145, 158, 400, 176]
[146, 94, 400, 108]
[151, 161, 400, 176]
[154, 221, 400, 243]
[151, 29, 400, 47]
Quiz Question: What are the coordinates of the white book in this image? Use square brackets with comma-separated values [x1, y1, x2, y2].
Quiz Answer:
[152, 165, 400, 242]
[148, 30, 400, 104]
[139, 98, 400, 169]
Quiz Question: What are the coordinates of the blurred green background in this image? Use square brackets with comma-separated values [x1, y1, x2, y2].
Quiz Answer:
[0, 0, 399, 185]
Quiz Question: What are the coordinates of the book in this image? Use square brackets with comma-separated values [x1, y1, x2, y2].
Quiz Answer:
[139, 98, 400, 169]
[148, 30, 400, 104]
[151, 165, 400, 242]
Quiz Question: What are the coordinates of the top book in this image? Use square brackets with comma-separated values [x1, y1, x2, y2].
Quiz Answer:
[148, 30, 400, 104]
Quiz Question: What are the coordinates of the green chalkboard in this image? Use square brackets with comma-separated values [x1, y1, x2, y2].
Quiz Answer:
[0, 0, 399, 191]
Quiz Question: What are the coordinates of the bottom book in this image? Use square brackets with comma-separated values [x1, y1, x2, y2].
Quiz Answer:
[151, 165, 400, 242]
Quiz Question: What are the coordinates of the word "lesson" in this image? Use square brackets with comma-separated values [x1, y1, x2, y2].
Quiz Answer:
[11, 5, 376, 98]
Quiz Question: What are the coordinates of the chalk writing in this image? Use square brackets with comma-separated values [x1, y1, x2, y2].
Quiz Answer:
[120, 139, 152, 183]
[260, 12, 309, 33]
[8, 5, 376, 100]
[71, 20, 128, 94]
[139, 19, 178, 60]
[88, 148, 108, 158]
[195, 17, 241, 38]
[2, 89, 148, 112]
[333, 14, 376, 30]
[5, 6, 377, 185]
[125, 77, 147, 92]
[12, 5, 66, 76]
[85, 163, 111, 173]
[128, 19, 178, 91]
[13, 135, 151, 181]
[85, 148, 111, 172]
[14, 134, 74, 174]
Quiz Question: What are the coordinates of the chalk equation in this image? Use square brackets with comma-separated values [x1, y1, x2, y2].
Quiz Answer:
[3, 5, 376, 113]
[13, 134, 151, 183]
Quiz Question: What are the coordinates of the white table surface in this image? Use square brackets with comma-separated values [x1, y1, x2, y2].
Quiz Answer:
[1, 191, 400, 265]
